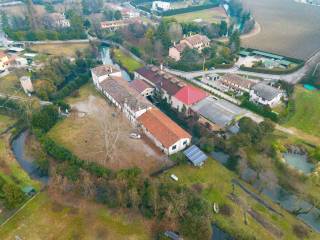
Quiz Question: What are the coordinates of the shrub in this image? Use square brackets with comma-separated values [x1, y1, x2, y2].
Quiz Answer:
[293, 224, 309, 239]
[219, 203, 234, 216]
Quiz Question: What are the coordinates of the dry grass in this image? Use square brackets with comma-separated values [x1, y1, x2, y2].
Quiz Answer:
[242, 0, 320, 60]
[30, 43, 90, 57]
[48, 84, 166, 174]
[0, 71, 27, 96]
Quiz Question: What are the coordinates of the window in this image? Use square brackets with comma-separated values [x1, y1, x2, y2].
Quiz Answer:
[172, 145, 177, 150]
[183, 141, 187, 145]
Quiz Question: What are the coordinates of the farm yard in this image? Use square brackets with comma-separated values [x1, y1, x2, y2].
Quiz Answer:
[48, 84, 166, 174]
[166, 7, 228, 23]
[242, 0, 320, 60]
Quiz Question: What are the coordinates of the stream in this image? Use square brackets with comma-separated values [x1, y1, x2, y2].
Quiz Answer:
[11, 130, 48, 184]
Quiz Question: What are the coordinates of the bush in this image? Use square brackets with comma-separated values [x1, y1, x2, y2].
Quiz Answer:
[3, 184, 26, 209]
[292, 224, 309, 239]
[31, 105, 59, 132]
[219, 203, 234, 216]
[241, 99, 278, 122]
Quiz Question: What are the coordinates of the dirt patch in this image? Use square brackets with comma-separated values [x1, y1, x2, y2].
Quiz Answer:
[49, 93, 168, 174]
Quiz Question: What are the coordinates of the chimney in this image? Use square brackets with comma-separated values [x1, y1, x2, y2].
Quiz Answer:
[160, 63, 163, 71]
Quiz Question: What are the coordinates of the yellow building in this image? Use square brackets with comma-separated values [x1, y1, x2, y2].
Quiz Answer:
[0, 51, 9, 71]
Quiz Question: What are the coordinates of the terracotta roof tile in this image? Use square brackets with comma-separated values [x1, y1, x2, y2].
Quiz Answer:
[174, 85, 208, 105]
[130, 79, 153, 93]
[138, 108, 191, 148]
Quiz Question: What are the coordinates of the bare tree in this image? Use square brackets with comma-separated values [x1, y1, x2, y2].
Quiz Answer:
[91, 101, 121, 165]
[168, 22, 183, 43]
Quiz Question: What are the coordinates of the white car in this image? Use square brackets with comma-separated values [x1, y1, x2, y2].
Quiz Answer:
[170, 174, 178, 181]
[129, 133, 141, 139]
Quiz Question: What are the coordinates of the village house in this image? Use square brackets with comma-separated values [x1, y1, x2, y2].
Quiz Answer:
[250, 83, 283, 107]
[91, 65, 152, 123]
[130, 78, 154, 97]
[121, 8, 140, 19]
[138, 108, 191, 155]
[100, 18, 141, 31]
[169, 34, 210, 61]
[220, 73, 255, 93]
[0, 51, 9, 72]
[44, 13, 70, 28]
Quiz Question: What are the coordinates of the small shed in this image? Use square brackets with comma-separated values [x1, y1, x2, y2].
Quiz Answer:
[183, 145, 208, 167]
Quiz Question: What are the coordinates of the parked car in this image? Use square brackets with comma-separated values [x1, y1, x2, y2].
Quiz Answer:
[129, 133, 141, 139]
[170, 174, 178, 181]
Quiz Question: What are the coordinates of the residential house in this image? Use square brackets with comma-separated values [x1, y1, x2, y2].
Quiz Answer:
[138, 108, 191, 155]
[91, 65, 152, 123]
[44, 13, 70, 28]
[172, 85, 208, 112]
[250, 83, 283, 107]
[100, 18, 141, 31]
[169, 34, 210, 61]
[220, 73, 255, 93]
[121, 8, 140, 19]
[0, 51, 9, 72]
[130, 78, 154, 97]
[91, 64, 122, 85]
[135, 65, 184, 102]
[152, 1, 171, 11]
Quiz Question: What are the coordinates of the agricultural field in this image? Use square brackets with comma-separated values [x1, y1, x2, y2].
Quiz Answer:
[0, 192, 152, 240]
[242, 0, 320, 60]
[0, 71, 27, 96]
[161, 159, 320, 240]
[285, 86, 320, 137]
[112, 48, 143, 73]
[166, 7, 228, 24]
[30, 43, 90, 57]
[48, 84, 166, 174]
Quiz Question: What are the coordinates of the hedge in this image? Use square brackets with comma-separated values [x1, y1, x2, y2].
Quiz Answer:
[160, 3, 220, 16]
[239, 64, 304, 75]
[241, 100, 278, 122]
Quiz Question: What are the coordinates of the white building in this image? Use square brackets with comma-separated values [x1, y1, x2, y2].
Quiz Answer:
[250, 83, 283, 107]
[91, 65, 152, 124]
[152, 1, 171, 11]
[138, 108, 191, 155]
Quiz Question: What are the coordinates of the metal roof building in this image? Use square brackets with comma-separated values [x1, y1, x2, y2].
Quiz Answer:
[183, 145, 208, 167]
[191, 97, 248, 128]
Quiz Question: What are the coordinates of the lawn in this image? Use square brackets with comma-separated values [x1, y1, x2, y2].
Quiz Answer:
[161, 159, 320, 239]
[0, 71, 26, 96]
[30, 43, 90, 57]
[165, 7, 228, 24]
[0, 115, 14, 133]
[286, 86, 320, 137]
[113, 48, 143, 72]
[0, 192, 152, 240]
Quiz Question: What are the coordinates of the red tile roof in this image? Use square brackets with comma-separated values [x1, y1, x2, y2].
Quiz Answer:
[138, 108, 191, 148]
[130, 79, 153, 94]
[174, 85, 208, 105]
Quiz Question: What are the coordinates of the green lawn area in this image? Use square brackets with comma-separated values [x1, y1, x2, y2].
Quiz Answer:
[0, 192, 151, 240]
[286, 86, 320, 137]
[161, 159, 320, 240]
[165, 7, 228, 23]
[0, 115, 14, 133]
[113, 48, 143, 73]
[0, 72, 26, 96]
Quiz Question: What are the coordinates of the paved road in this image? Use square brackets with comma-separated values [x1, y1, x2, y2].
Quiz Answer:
[166, 48, 320, 84]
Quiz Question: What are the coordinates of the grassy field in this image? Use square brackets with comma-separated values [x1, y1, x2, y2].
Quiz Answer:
[242, 0, 320, 60]
[30, 43, 90, 57]
[285, 86, 320, 137]
[161, 159, 320, 239]
[113, 48, 143, 72]
[0, 71, 27, 96]
[48, 84, 164, 173]
[165, 7, 228, 24]
[0, 192, 152, 240]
